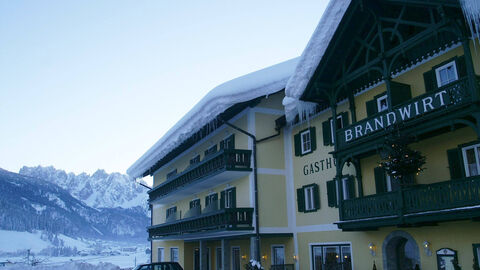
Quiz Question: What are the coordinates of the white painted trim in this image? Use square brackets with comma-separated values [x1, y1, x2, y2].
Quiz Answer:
[259, 227, 292, 234]
[151, 108, 249, 178]
[252, 107, 285, 115]
[248, 109, 256, 211]
[257, 168, 286, 175]
[295, 224, 340, 233]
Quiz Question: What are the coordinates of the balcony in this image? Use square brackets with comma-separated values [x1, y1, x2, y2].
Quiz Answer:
[148, 207, 254, 240]
[337, 176, 480, 231]
[148, 149, 252, 204]
[335, 77, 479, 154]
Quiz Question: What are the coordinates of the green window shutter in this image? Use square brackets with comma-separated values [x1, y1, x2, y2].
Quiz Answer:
[228, 135, 235, 149]
[326, 180, 337, 207]
[366, 100, 377, 117]
[309, 127, 317, 152]
[423, 70, 437, 92]
[220, 191, 225, 209]
[294, 133, 301, 156]
[322, 120, 332, 146]
[313, 184, 320, 210]
[456, 55, 467, 78]
[341, 112, 349, 127]
[390, 81, 412, 107]
[231, 187, 236, 208]
[296, 188, 305, 212]
[447, 148, 464, 179]
[374, 167, 387, 194]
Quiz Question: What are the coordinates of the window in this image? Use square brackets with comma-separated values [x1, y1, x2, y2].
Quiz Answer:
[342, 177, 353, 200]
[311, 244, 352, 270]
[190, 199, 201, 209]
[166, 169, 177, 180]
[220, 135, 235, 150]
[205, 145, 218, 157]
[206, 193, 218, 206]
[158, 247, 165, 262]
[232, 247, 240, 270]
[194, 248, 200, 270]
[216, 247, 222, 270]
[272, 246, 285, 266]
[300, 130, 312, 155]
[435, 61, 458, 87]
[462, 143, 480, 177]
[170, 248, 179, 262]
[304, 186, 315, 211]
[436, 248, 458, 270]
[190, 155, 200, 165]
[376, 94, 388, 112]
[330, 115, 344, 143]
[297, 184, 320, 212]
[294, 127, 317, 156]
[166, 206, 177, 220]
[474, 244, 480, 269]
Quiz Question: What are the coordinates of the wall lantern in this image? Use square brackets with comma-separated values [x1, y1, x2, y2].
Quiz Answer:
[423, 241, 432, 256]
[368, 243, 376, 256]
[293, 254, 298, 262]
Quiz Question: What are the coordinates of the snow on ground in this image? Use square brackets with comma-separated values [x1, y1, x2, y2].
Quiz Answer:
[0, 230, 50, 253]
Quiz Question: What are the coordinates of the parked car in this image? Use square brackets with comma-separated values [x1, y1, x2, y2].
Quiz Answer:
[133, 262, 183, 270]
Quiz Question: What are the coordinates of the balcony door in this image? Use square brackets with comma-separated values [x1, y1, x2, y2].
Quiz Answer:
[272, 246, 285, 266]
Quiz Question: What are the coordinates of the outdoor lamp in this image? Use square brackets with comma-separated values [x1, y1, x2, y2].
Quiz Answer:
[368, 243, 376, 256]
[241, 255, 247, 260]
[293, 254, 298, 262]
[423, 241, 432, 256]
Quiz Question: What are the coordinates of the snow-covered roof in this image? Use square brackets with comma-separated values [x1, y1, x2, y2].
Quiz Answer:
[127, 57, 299, 179]
[283, 0, 352, 122]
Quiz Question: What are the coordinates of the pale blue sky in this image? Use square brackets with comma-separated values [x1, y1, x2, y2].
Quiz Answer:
[0, 1, 328, 177]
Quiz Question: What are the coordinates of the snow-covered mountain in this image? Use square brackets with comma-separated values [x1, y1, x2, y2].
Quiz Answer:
[0, 168, 149, 240]
[19, 166, 148, 212]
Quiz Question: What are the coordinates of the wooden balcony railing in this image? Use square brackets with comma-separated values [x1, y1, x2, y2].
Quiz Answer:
[148, 208, 254, 239]
[339, 176, 480, 229]
[148, 149, 252, 202]
[336, 77, 477, 150]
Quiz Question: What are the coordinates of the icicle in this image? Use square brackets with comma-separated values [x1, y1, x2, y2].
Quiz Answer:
[460, 0, 480, 47]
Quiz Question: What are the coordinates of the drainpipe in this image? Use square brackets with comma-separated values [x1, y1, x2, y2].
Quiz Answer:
[223, 120, 281, 262]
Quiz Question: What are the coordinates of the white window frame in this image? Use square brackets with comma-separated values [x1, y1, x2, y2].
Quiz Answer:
[304, 186, 315, 211]
[462, 143, 480, 177]
[158, 247, 165, 262]
[225, 188, 235, 209]
[309, 242, 353, 270]
[170, 247, 179, 262]
[330, 115, 344, 143]
[271, 245, 285, 266]
[300, 129, 312, 155]
[435, 61, 458, 88]
[376, 94, 388, 113]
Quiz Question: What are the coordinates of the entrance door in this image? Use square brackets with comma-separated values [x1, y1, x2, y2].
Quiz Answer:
[384, 232, 420, 270]
[272, 246, 285, 267]
[232, 247, 240, 270]
[194, 248, 200, 270]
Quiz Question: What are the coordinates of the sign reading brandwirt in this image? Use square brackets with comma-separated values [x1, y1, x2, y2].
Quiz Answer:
[342, 90, 448, 143]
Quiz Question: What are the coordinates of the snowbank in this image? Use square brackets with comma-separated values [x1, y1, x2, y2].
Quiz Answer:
[128, 57, 299, 179]
[4, 262, 120, 270]
[0, 230, 50, 253]
[283, 0, 351, 122]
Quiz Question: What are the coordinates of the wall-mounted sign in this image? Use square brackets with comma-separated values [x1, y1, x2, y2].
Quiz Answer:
[341, 89, 449, 144]
[303, 157, 336, 176]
